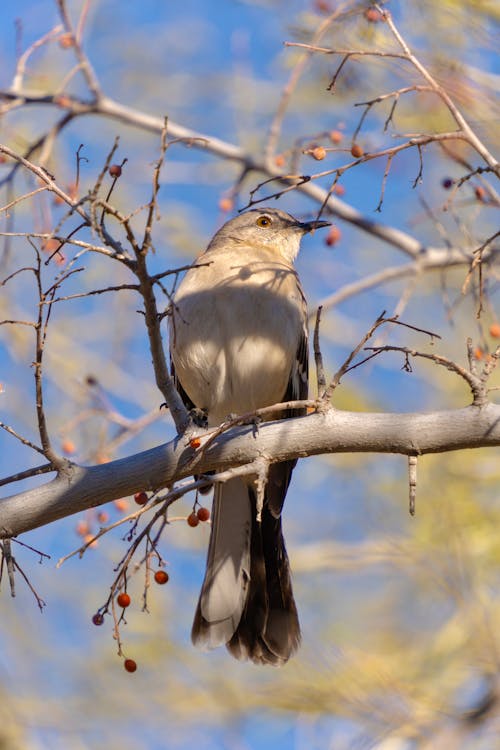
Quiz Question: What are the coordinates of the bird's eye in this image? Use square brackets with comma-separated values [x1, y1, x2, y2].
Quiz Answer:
[256, 215, 272, 228]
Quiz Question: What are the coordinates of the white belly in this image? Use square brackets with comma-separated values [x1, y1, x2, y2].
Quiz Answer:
[170, 255, 305, 425]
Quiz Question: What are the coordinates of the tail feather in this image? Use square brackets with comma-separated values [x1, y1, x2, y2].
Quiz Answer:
[191, 478, 252, 649]
[227, 497, 300, 665]
[191, 476, 300, 665]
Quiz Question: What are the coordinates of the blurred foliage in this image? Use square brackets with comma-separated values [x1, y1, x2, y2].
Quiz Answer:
[0, 0, 499, 748]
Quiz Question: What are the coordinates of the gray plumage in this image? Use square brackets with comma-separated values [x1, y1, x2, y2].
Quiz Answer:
[169, 207, 329, 665]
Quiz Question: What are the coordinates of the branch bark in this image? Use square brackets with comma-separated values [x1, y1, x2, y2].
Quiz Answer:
[1, 403, 499, 538]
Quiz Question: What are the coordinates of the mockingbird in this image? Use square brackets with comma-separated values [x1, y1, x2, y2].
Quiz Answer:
[169, 207, 330, 665]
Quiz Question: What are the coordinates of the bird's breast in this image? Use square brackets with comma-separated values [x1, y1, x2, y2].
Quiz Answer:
[170, 257, 306, 424]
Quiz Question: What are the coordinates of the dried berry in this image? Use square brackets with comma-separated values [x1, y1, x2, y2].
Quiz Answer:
[311, 146, 326, 161]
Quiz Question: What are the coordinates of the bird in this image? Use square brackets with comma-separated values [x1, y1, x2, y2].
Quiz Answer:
[169, 207, 330, 665]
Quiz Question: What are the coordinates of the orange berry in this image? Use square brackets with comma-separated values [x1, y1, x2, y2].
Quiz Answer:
[329, 130, 343, 144]
[42, 238, 61, 254]
[325, 226, 342, 246]
[92, 613, 104, 626]
[218, 197, 233, 212]
[154, 570, 169, 585]
[83, 533, 98, 549]
[124, 658, 137, 673]
[489, 323, 500, 338]
[311, 146, 326, 161]
[114, 498, 129, 512]
[59, 33, 74, 48]
[274, 154, 286, 168]
[187, 512, 199, 528]
[76, 520, 90, 537]
[134, 492, 148, 506]
[351, 143, 364, 158]
[97, 511, 109, 524]
[189, 437, 201, 449]
[364, 8, 383, 22]
[61, 438, 76, 455]
[54, 94, 72, 108]
[117, 592, 131, 608]
[67, 182, 78, 201]
[314, 0, 332, 12]
[333, 184, 345, 196]
[109, 164, 122, 178]
[197, 506, 210, 522]
[474, 347, 484, 360]
[474, 185, 486, 202]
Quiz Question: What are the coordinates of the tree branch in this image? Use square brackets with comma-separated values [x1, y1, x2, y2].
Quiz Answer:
[1, 403, 499, 538]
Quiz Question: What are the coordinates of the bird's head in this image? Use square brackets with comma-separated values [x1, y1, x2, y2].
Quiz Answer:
[207, 207, 331, 262]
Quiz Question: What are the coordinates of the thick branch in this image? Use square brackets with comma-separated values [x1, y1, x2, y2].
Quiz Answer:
[1, 404, 499, 538]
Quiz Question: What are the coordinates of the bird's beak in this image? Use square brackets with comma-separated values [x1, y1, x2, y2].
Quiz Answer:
[297, 218, 331, 234]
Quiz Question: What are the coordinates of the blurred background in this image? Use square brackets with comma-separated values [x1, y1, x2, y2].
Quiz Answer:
[0, 1, 499, 748]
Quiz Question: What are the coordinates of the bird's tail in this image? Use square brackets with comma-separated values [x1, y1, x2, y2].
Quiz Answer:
[191, 478, 300, 665]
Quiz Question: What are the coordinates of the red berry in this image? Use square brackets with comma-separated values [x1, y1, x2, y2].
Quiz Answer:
[59, 33, 74, 48]
[109, 164, 122, 178]
[124, 658, 137, 673]
[474, 185, 486, 202]
[189, 437, 201, 449]
[197, 507, 210, 522]
[134, 492, 148, 506]
[187, 512, 199, 528]
[333, 184, 345, 196]
[154, 570, 169, 585]
[364, 8, 383, 22]
[117, 592, 131, 608]
[92, 613, 104, 626]
[350, 143, 364, 158]
[325, 226, 342, 246]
